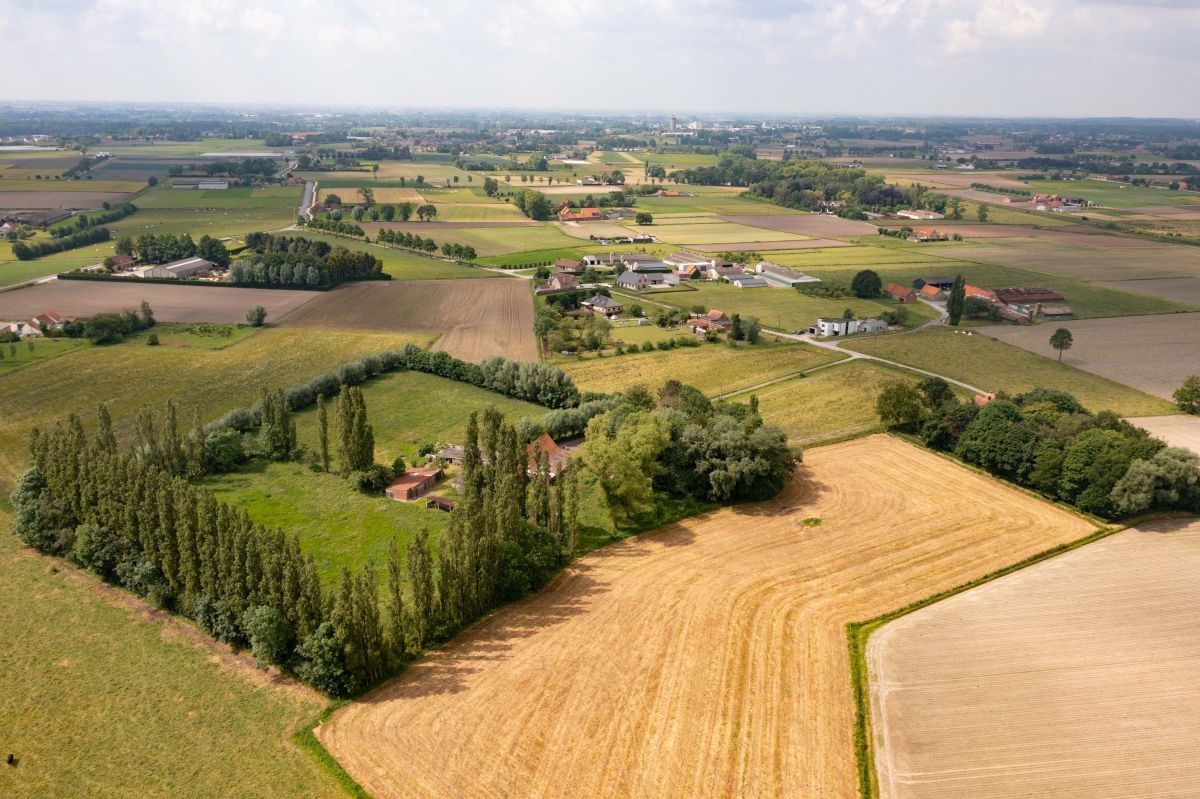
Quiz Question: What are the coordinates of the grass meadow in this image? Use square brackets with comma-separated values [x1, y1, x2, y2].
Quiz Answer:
[844, 326, 1175, 416]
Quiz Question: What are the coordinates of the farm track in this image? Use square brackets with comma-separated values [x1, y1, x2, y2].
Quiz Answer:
[869, 519, 1200, 799]
[319, 436, 1093, 799]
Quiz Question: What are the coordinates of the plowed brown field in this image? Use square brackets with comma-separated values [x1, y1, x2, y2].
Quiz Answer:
[869, 519, 1200, 799]
[318, 436, 1093, 799]
[279, 278, 536, 362]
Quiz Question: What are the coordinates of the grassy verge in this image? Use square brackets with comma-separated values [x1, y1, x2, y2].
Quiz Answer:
[293, 704, 373, 799]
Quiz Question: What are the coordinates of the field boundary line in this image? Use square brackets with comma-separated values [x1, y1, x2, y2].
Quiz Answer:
[296, 704, 375, 799]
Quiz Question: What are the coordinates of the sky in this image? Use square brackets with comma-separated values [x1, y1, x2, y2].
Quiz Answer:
[2, 0, 1199, 117]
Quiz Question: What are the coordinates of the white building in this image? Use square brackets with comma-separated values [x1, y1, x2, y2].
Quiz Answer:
[134, 257, 215, 279]
[896, 209, 945, 221]
[755, 262, 821, 287]
[808, 317, 888, 337]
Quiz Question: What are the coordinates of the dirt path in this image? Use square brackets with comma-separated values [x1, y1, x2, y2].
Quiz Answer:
[318, 436, 1093, 798]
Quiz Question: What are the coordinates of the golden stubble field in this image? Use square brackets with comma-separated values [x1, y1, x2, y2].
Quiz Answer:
[869, 519, 1200, 799]
[318, 436, 1094, 799]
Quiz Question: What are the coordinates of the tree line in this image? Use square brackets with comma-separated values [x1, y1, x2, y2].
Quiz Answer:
[12, 226, 111, 261]
[303, 216, 366, 238]
[876, 381, 1200, 518]
[50, 203, 136, 237]
[228, 233, 383, 288]
[373, 229, 477, 260]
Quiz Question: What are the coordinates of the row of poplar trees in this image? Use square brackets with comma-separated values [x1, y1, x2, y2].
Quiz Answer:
[12, 400, 580, 696]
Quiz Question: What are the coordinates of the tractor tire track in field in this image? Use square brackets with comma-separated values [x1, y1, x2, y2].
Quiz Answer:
[318, 435, 1093, 798]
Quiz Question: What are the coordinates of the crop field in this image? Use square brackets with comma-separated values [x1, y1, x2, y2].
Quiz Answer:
[0, 281, 321, 324]
[0, 519, 345, 799]
[1132, 415, 1200, 454]
[323, 186, 424, 204]
[720, 213, 880, 237]
[384, 224, 582, 256]
[109, 206, 299, 238]
[103, 139, 277, 156]
[845, 326, 1176, 416]
[728, 361, 947, 445]
[0, 190, 133, 208]
[0, 178, 144, 193]
[0, 241, 123, 287]
[0, 327, 431, 493]
[946, 233, 1200, 283]
[318, 435, 1094, 799]
[0, 336, 90, 374]
[630, 222, 806, 247]
[279, 277, 537, 362]
[985, 313, 1200, 402]
[1028, 179, 1200, 209]
[640, 282, 938, 332]
[869, 519, 1200, 799]
[560, 340, 846, 396]
[135, 186, 300, 209]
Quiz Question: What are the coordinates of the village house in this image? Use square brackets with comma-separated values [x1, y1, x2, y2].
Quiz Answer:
[910, 227, 948, 242]
[546, 272, 579, 291]
[576, 176, 600, 186]
[884, 283, 917, 303]
[526, 433, 570, 479]
[687, 318, 724, 335]
[581, 294, 623, 318]
[553, 258, 585, 275]
[617, 271, 652, 291]
[755, 261, 821, 288]
[919, 284, 947, 301]
[384, 467, 444, 502]
[808, 317, 888, 337]
[434, 445, 464, 464]
[704, 309, 733, 330]
[663, 252, 716, 273]
[109, 253, 137, 271]
[706, 264, 746, 281]
[557, 205, 603, 222]
[0, 321, 42, 339]
[965, 284, 996, 303]
[31, 311, 71, 331]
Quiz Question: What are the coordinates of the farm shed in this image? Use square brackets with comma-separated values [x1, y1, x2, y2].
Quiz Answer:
[884, 283, 917, 303]
[385, 468, 444, 502]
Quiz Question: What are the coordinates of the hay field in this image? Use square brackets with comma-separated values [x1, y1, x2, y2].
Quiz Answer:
[846, 327, 1175, 416]
[279, 278, 537, 362]
[0, 190, 132, 208]
[322, 186, 424, 204]
[560, 341, 846, 396]
[0, 281, 320, 323]
[630, 221, 806, 246]
[869, 519, 1200, 799]
[319, 436, 1094, 799]
[984, 313, 1200, 402]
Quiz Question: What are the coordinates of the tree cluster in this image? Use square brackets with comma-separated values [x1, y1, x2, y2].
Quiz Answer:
[304, 216, 366, 238]
[12, 226, 111, 261]
[876, 381, 1200, 519]
[118, 232, 197, 265]
[84, 300, 156, 344]
[50, 203, 136, 237]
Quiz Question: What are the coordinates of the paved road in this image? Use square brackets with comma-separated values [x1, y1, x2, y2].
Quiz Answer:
[299, 181, 316, 220]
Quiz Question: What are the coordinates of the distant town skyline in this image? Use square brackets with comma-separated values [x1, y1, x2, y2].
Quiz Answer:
[1, 0, 1198, 118]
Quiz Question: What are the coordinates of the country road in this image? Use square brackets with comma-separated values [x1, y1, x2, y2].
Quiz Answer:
[299, 180, 316, 220]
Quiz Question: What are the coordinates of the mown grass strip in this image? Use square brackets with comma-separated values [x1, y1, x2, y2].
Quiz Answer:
[294, 704, 374, 799]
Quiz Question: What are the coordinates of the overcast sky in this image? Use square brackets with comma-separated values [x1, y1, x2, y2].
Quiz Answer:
[2, 0, 1198, 117]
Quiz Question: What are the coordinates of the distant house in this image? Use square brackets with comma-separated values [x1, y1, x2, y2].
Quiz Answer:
[663, 252, 716, 272]
[526, 433, 570, 479]
[581, 294, 623, 317]
[919, 284, 947, 301]
[965, 284, 996, 303]
[706, 264, 746, 281]
[554, 258, 584, 274]
[883, 283, 917, 303]
[617, 271, 652, 291]
[576, 176, 600, 186]
[728, 275, 768, 288]
[688, 318, 724, 335]
[704, 309, 733, 330]
[109, 253, 136, 272]
[546, 272, 579, 291]
[619, 253, 661, 266]
[910, 227, 948, 242]
[385, 467, 444, 502]
[557, 205, 603, 222]
[913, 276, 955, 291]
[0, 321, 42, 338]
[896, 209, 945, 221]
[434, 445, 465, 464]
[755, 261, 821, 287]
[134, 257, 215, 280]
[30, 311, 71, 330]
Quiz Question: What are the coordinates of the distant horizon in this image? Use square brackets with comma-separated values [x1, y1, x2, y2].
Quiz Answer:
[2, 0, 1198, 118]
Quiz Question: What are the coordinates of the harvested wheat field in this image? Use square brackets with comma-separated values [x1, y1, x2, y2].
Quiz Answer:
[0, 280, 320, 322]
[1134, 415, 1200, 455]
[279, 278, 536, 362]
[869, 519, 1200, 799]
[318, 436, 1093, 799]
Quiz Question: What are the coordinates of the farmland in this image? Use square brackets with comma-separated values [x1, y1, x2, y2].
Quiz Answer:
[278, 277, 538, 362]
[1132, 415, 1200, 454]
[636, 281, 938, 333]
[985, 313, 1200, 402]
[869, 520, 1200, 799]
[560, 340, 846, 396]
[0, 519, 345, 799]
[844, 327, 1176, 416]
[0, 281, 321, 324]
[0, 327, 432, 492]
[318, 435, 1094, 799]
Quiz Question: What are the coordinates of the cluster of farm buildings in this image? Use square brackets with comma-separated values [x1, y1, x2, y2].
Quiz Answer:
[81, 253, 223, 281]
[886, 277, 1073, 322]
[0, 310, 73, 339]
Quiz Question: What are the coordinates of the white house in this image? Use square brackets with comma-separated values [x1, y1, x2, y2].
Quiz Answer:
[896, 209, 945, 221]
[808, 317, 888, 337]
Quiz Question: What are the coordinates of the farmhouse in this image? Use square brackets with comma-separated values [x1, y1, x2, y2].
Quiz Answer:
[557, 205, 603, 222]
[884, 283, 917, 302]
[133, 257, 216, 280]
[581, 294, 623, 318]
[704, 309, 733, 330]
[109, 253, 137, 272]
[30, 311, 71, 330]
[755, 262, 820, 287]
[965, 284, 996, 303]
[910, 227, 948, 242]
[553, 258, 584, 275]
[664, 252, 716, 271]
[546, 272, 579, 291]
[576, 176, 600, 186]
[0, 321, 42, 338]
[896, 209, 945, 220]
[434, 445, 465, 464]
[707, 264, 746, 281]
[526, 433, 570, 478]
[728, 275, 768, 289]
[919, 284, 946, 301]
[384, 467, 444, 502]
[617, 272, 651, 291]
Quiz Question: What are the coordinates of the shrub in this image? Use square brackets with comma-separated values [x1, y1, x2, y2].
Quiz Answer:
[350, 464, 393, 492]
